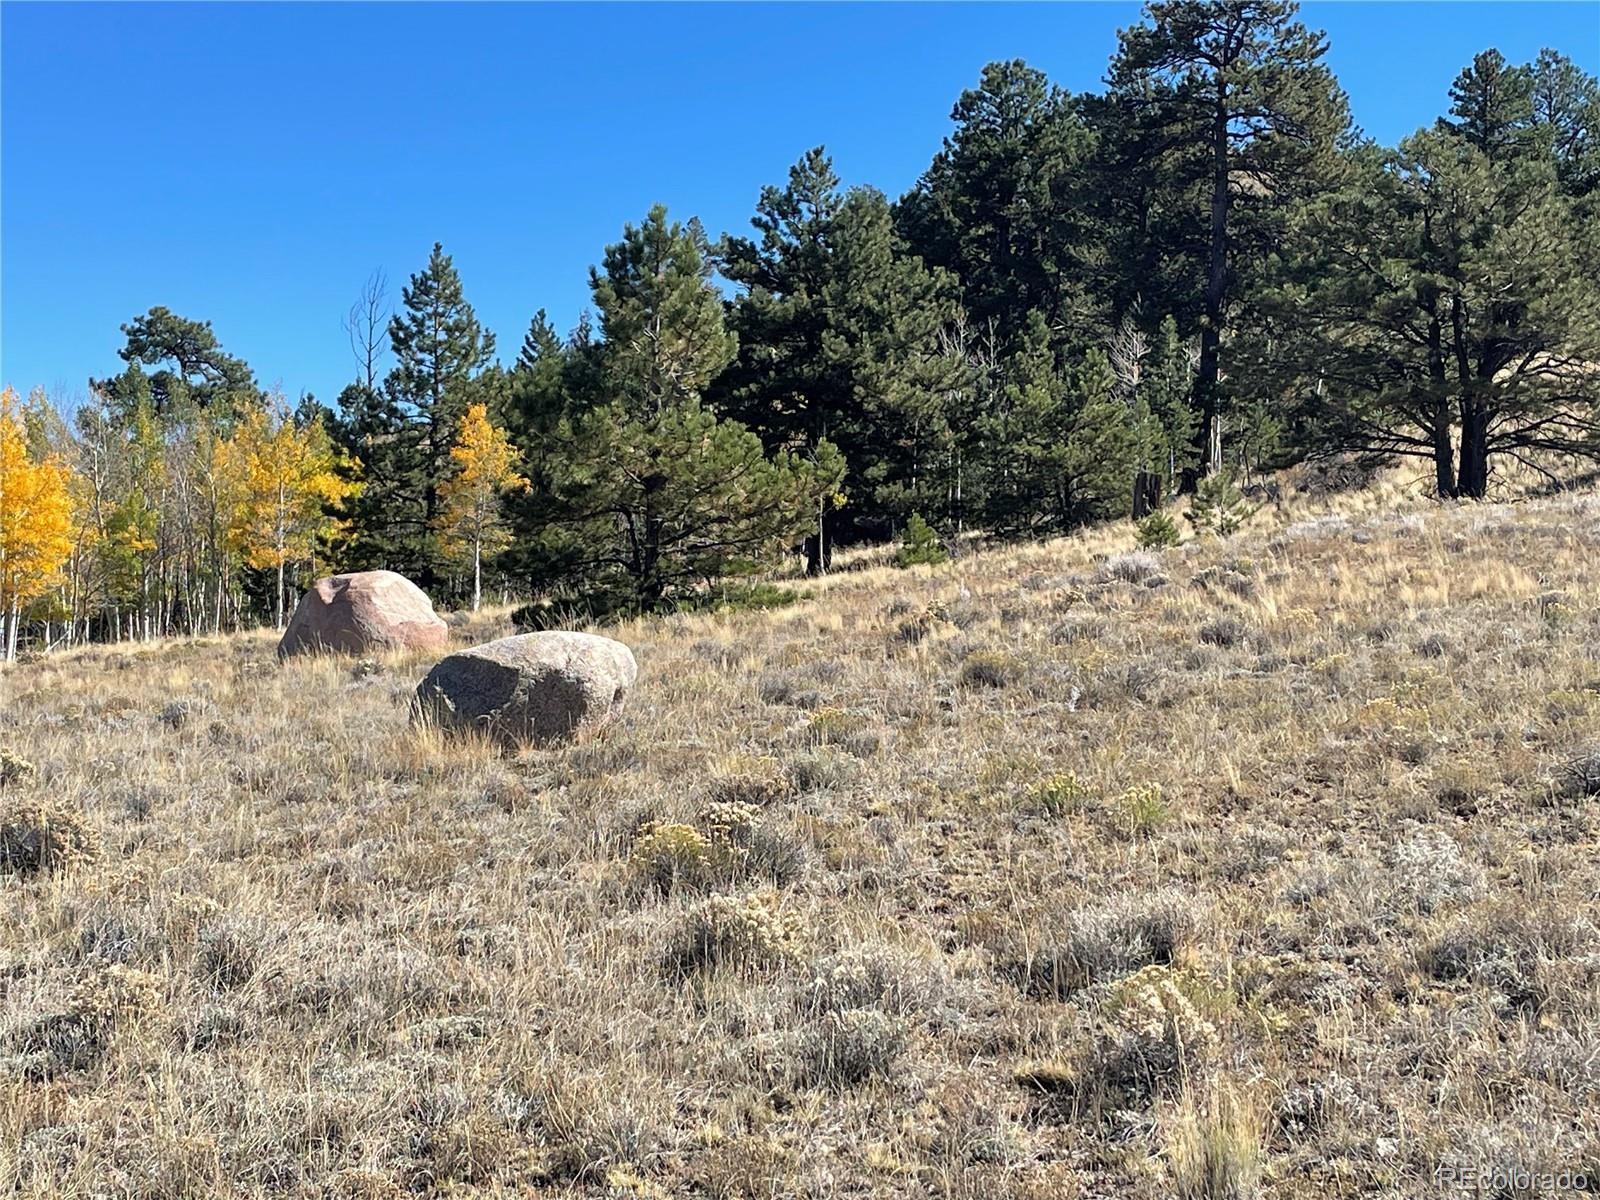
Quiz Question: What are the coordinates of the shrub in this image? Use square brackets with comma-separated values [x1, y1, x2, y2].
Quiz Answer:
[1187, 471, 1260, 538]
[1003, 890, 1197, 999]
[629, 811, 756, 896]
[0, 750, 37, 788]
[193, 920, 269, 991]
[1099, 551, 1162, 584]
[1117, 783, 1171, 837]
[1198, 618, 1248, 649]
[793, 1009, 908, 1089]
[894, 513, 948, 568]
[744, 824, 809, 887]
[684, 581, 804, 614]
[0, 801, 100, 875]
[1135, 510, 1181, 550]
[1087, 966, 1222, 1108]
[798, 944, 951, 1019]
[1418, 907, 1587, 1016]
[1385, 829, 1485, 916]
[803, 708, 881, 756]
[1550, 748, 1600, 802]
[11, 965, 162, 1079]
[786, 750, 856, 794]
[663, 889, 803, 978]
[757, 671, 822, 710]
[705, 769, 792, 809]
[959, 650, 1024, 690]
[1024, 773, 1092, 817]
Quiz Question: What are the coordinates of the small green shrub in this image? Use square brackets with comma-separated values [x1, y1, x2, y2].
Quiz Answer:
[685, 581, 804, 614]
[1117, 783, 1170, 837]
[1025, 773, 1092, 817]
[1187, 472, 1260, 538]
[1135, 510, 1181, 550]
[894, 513, 948, 568]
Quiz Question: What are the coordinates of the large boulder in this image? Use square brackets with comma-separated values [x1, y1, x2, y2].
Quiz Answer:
[413, 631, 637, 747]
[277, 570, 448, 660]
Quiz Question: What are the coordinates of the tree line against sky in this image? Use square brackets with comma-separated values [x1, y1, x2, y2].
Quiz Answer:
[2, 0, 1597, 657]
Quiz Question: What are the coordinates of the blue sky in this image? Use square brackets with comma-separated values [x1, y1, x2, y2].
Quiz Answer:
[3, 2, 1596, 409]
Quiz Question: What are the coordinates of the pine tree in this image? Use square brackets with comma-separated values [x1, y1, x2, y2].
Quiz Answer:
[1266, 123, 1600, 497]
[507, 309, 572, 443]
[1529, 49, 1600, 194]
[92, 307, 258, 419]
[436, 403, 528, 610]
[894, 513, 948, 567]
[718, 154, 963, 553]
[1106, 0, 1351, 474]
[553, 400, 843, 612]
[334, 380, 419, 573]
[592, 206, 735, 415]
[1445, 49, 1535, 161]
[383, 242, 495, 588]
[532, 206, 842, 613]
[897, 61, 1094, 352]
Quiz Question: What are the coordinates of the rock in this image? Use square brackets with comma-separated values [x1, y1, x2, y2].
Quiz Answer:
[277, 570, 448, 660]
[413, 631, 637, 746]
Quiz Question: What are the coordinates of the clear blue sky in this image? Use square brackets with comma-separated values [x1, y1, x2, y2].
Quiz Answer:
[3, 2, 1596, 409]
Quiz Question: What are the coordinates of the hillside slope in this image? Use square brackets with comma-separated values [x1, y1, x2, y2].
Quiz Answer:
[3, 489, 1599, 1198]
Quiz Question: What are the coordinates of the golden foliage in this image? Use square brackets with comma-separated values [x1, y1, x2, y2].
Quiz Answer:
[226, 396, 356, 574]
[0, 385, 76, 615]
[436, 402, 528, 563]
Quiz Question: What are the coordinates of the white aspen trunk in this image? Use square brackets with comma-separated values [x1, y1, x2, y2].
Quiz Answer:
[473, 536, 482, 612]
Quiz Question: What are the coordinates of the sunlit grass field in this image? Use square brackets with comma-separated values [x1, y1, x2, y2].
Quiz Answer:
[3, 472, 1598, 1197]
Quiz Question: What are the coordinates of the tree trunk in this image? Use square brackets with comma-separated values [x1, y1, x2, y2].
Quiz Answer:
[1433, 414, 1458, 498]
[276, 558, 286, 630]
[1131, 471, 1162, 519]
[1458, 403, 1490, 499]
[1196, 81, 1231, 476]
[472, 537, 482, 611]
[804, 497, 832, 577]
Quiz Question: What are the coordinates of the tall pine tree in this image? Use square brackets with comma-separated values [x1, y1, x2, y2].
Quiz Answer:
[1106, 0, 1351, 475]
[380, 242, 495, 588]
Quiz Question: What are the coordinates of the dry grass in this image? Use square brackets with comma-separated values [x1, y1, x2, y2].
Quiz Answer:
[3, 476, 1600, 1196]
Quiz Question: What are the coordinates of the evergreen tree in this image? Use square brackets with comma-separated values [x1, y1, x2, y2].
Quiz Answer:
[592, 206, 735, 415]
[1106, 0, 1351, 474]
[1265, 124, 1600, 497]
[334, 379, 420, 573]
[1529, 48, 1600, 195]
[527, 207, 841, 613]
[897, 61, 1094, 353]
[718, 152, 963, 555]
[92, 307, 258, 420]
[1445, 49, 1535, 161]
[969, 314, 1154, 535]
[382, 242, 495, 587]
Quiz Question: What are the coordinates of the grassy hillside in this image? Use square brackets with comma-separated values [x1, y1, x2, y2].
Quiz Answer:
[3, 482, 1599, 1198]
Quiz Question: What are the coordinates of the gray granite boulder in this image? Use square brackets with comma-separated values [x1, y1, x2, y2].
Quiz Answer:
[413, 631, 637, 746]
[278, 570, 448, 660]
